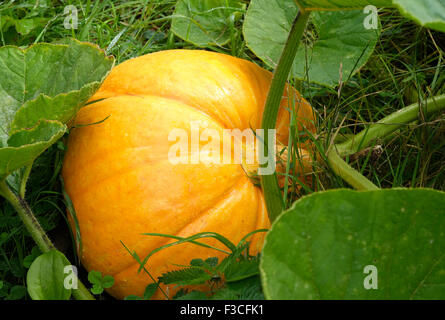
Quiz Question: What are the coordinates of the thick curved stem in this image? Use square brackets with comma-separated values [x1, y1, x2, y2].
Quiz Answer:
[336, 94, 445, 156]
[0, 180, 95, 300]
[328, 94, 445, 190]
[260, 9, 311, 223]
[19, 164, 33, 200]
[0, 181, 55, 252]
[326, 148, 379, 190]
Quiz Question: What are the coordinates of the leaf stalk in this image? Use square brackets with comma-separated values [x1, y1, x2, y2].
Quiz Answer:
[260, 9, 311, 223]
[0, 180, 95, 300]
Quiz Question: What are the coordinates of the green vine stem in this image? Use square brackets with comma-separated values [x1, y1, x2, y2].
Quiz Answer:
[0, 180, 95, 300]
[326, 149, 379, 190]
[336, 94, 445, 156]
[327, 94, 445, 190]
[260, 9, 311, 223]
[19, 164, 33, 199]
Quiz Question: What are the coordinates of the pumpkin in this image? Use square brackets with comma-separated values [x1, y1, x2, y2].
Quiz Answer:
[62, 49, 315, 299]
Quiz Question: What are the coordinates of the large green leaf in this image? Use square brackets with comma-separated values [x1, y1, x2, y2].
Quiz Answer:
[0, 39, 114, 145]
[393, 0, 445, 33]
[27, 250, 72, 300]
[0, 39, 113, 184]
[172, 0, 245, 47]
[260, 189, 445, 299]
[243, 0, 380, 87]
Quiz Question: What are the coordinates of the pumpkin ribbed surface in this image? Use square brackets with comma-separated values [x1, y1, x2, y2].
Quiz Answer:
[62, 49, 314, 299]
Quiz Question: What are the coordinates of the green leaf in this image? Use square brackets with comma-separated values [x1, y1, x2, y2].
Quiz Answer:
[101, 275, 115, 289]
[243, 0, 380, 87]
[295, 0, 391, 10]
[392, 0, 445, 33]
[87, 270, 102, 282]
[124, 295, 143, 300]
[14, 18, 48, 35]
[224, 258, 259, 282]
[159, 267, 212, 286]
[23, 246, 41, 269]
[260, 189, 445, 299]
[295, 0, 445, 33]
[226, 276, 264, 300]
[0, 16, 14, 32]
[26, 250, 72, 300]
[88, 270, 114, 294]
[0, 39, 113, 145]
[0, 121, 66, 180]
[190, 258, 205, 267]
[6, 285, 26, 300]
[174, 290, 208, 300]
[91, 284, 104, 295]
[143, 283, 159, 300]
[0, 39, 113, 183]
[205, 257, 219, 267]
[172, 0, 245, 47]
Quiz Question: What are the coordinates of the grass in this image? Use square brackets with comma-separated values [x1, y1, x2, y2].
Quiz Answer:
[0, 0, 443, 299]
[292, 8, 445, 198]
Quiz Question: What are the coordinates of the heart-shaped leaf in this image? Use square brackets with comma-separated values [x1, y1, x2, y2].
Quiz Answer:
[27, 250, 72, 300]
[243, 0, 380, 87]
[260, 189, 445, 299]
[172, 0, 245, 47]
[88, 270, 115, 295]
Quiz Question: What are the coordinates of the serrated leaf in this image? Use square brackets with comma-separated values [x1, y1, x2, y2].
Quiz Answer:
[174, 290, 208, 300]
[205, 257, 219, 268]
[143, 283, 159, 300]
[159, 268, 212, 286]
[224, 258, 259, 282]
[190, 258, 205, 267]
[243, 0, 380, 87]
[172, 0, 245, 47]
[26, 250, 72, 300]
[211, 276, 264, 300]
[260, 189, 445, 299]
[217, 242, 250, 274]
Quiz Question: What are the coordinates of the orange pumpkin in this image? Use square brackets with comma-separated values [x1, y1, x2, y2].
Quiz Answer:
[62, 49, 315, 299]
